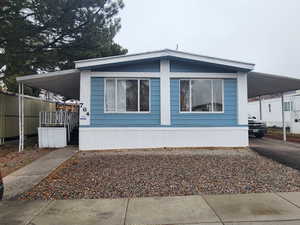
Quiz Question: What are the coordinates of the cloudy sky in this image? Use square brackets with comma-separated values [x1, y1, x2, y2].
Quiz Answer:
[115, 0, 300, 77]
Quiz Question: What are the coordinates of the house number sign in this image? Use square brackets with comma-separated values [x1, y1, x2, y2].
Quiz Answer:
[80, 103, 89, 120]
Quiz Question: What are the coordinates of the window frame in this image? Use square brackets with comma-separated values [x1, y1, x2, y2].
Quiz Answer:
[179, 79, 224, 114]
[104, 78, 151, 113]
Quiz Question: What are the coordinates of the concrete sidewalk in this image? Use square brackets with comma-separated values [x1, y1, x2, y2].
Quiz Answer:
[1, 192, 300, 225]
[3, 147, 76, 200]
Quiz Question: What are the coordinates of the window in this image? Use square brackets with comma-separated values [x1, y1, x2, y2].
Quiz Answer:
[105, 79, 150, 112]
[180, 79, 223, 112]
[268, 104, 272, 112]
[283, 101, 293, 112]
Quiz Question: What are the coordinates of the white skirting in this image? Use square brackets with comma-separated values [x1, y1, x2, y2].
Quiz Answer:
[79, 127, 249, 150]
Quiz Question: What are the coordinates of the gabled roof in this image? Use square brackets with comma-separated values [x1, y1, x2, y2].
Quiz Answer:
[74, 49, 255, 71]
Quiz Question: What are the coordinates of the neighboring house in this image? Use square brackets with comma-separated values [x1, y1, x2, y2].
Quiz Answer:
[75, 49, 254, 150]
[248, 91, 300, 133]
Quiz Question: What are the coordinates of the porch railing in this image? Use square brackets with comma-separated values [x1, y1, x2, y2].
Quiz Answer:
[39, 111, 78, 142]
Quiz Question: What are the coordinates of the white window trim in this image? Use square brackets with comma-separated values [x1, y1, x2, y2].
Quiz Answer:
[179, 79, 224, 114]
[104, 78, 151, 114]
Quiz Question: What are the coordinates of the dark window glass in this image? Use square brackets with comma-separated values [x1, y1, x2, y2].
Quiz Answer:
[191, 80, 212, 112]
[126, 80, 138, 111]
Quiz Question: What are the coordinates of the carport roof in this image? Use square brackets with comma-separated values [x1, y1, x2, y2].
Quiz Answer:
[16, 69, 80, 99]
[16, 69, 300, 100]
[248, 72, 300, 98]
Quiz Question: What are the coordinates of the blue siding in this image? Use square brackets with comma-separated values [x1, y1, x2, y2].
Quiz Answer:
[89, 78, 238, 128]
[90, 78, 161, 127]
[170, 60, 237, 73]
[89, 60, 160, 72]
[170, 79, 238, 127]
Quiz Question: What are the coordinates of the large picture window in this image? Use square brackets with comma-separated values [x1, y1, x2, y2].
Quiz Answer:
[180, 79, 224, 112]
[105, 78, 150, 112]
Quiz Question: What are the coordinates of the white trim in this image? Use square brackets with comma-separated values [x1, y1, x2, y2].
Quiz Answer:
[75, 49, 255, 71]
[79, 126, 249, 150]
[90, 72, 160, 78]
[89, 72, 238, 79]
[79, 71, 91, 126]
[104, 78, 151, 113]
[170, 73, 237, 78]
[237, 72, 248, 125]
[178, 79, 224, 113]
[160, 59, 171, 125]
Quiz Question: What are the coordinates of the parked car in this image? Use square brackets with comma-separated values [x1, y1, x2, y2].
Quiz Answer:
[248, 116, 267, 138]
[0, 170, 3, 200]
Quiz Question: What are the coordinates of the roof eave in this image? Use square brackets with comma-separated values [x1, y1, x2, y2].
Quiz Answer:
[75, 49, 255, 71]
[16, 69, 80, 82]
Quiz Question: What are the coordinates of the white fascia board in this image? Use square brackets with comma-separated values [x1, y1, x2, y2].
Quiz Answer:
[75, 51, 165, 69]
[74, 49, 255, 71]
[16, 69, 80, 82]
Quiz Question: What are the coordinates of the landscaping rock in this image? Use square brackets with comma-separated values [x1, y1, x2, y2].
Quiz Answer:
[13, 149, 300, 200]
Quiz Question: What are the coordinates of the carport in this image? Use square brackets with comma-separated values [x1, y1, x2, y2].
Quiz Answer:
[248, 72, 300, 142]
[16, 69, 80, 151]
[16, 69, 300, 151]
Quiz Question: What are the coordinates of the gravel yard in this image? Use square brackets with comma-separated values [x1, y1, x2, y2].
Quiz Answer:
[14, 148, 300, 200]
[0, 144, 52, 177]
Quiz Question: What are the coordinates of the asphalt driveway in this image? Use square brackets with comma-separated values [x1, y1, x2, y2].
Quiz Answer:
[250, 138, 300, 171]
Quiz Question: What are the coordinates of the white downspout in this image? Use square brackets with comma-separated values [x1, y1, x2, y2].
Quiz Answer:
[281, 93, 287, 142]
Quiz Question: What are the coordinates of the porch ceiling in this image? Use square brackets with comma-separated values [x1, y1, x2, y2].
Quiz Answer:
[16, 69, 80, 99]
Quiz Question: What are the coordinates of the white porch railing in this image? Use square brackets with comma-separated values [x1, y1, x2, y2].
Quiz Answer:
[39, 111, 78, 142]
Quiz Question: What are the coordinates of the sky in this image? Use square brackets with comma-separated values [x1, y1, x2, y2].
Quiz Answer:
[114, 0, 300, 77]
